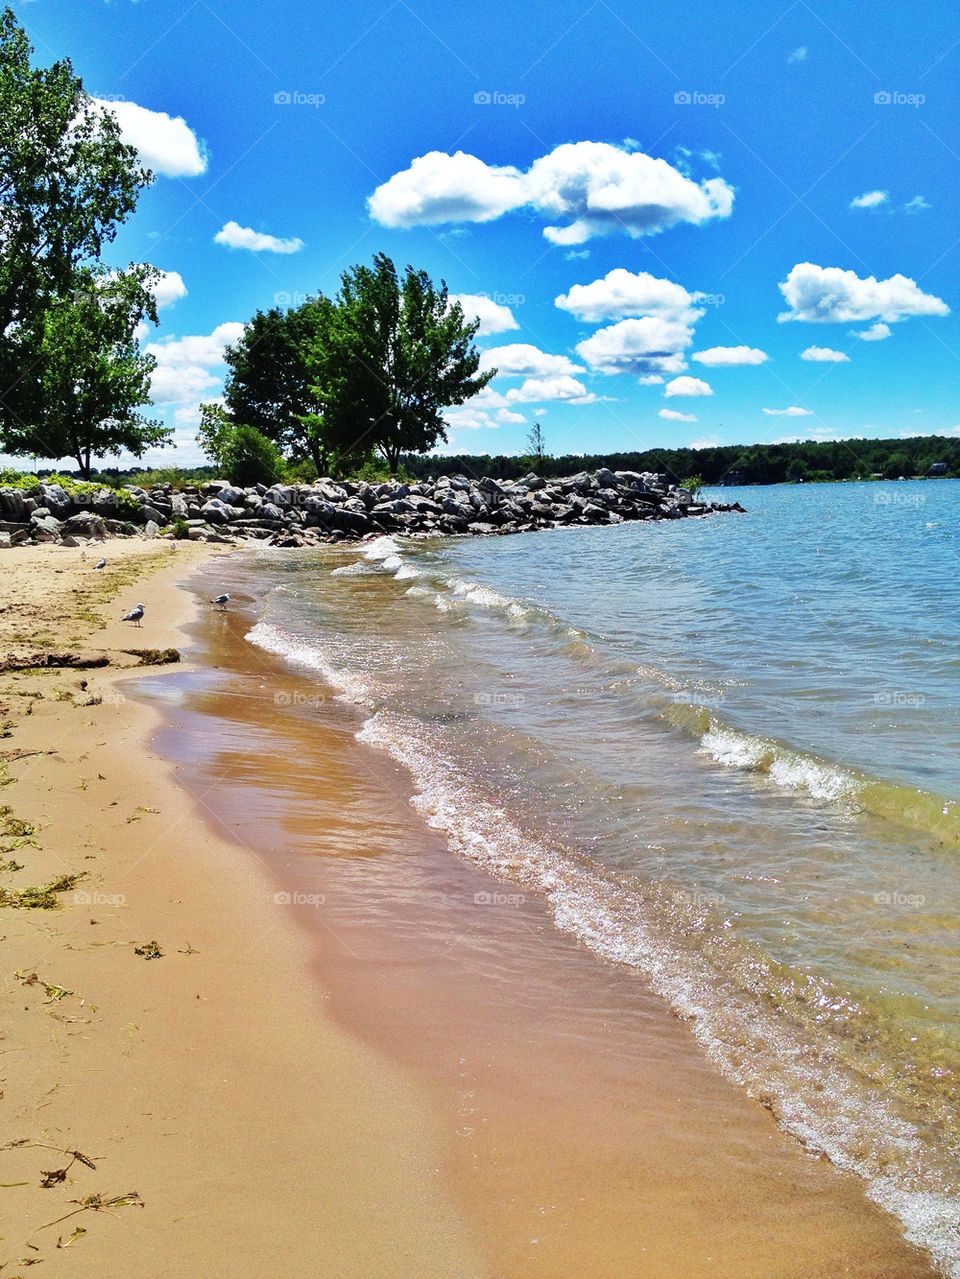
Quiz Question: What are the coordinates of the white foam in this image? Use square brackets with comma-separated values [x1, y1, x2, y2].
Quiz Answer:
[245, 621, 372, 706]
[700, 722, 861, 804]
[363, 535, 402, 561]
[700, 725, 768, 769]
[331, 560, 372, 577]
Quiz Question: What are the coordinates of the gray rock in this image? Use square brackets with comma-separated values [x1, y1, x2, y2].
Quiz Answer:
[61, 511, 107, 539]
[260, 502, 284, 522]
[38, 483, 72, 517]
[143, 520, 160, 538]
[30, 512, 61, 540]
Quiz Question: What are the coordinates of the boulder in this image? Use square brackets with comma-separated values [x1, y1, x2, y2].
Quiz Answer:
[61, 511, 107, 539]
[30, 512, 61, 540]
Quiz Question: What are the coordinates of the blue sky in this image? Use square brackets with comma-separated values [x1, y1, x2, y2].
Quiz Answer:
[12, 0, 960, 467]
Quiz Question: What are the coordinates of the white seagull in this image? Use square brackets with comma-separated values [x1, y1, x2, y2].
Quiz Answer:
[211, 593, 230, 610]
[122, 602, 145, 627]
[94, 556, 106, 570]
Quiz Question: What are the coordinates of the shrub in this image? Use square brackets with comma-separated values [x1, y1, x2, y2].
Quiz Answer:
[221, 423, 285, 487]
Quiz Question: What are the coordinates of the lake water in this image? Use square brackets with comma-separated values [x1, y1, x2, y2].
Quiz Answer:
[246, 479, 960, 1275]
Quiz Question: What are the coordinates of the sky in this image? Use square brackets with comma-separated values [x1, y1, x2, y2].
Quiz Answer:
[10, 0, 960, 468]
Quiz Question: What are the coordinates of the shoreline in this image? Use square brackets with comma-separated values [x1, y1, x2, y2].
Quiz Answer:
[0, 541, 941, 1277]
[0, 542, 484, 1278]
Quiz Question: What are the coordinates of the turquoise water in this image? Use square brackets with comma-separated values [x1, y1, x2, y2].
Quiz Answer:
[246, 480, 960, 1275]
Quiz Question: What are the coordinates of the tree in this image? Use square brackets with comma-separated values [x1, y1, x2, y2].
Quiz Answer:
[1, 267, 169, 477]
[221, 423, 284, 487]
[0, 9, 152, 437]
[222, 298, 335, 471]
[307, 254, 494, 474]
[526, 422, 545, 472]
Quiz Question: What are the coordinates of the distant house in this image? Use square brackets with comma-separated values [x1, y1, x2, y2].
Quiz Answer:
[927, 462, 948, 477]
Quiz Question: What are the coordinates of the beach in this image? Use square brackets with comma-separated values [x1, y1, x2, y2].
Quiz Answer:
[0, 533, 943, 1277]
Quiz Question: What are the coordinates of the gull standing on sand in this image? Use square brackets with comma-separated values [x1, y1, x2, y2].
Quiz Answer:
[211, 593, 230, 610]
[122, 602, 145, 627]
[94, 555, 106, 570]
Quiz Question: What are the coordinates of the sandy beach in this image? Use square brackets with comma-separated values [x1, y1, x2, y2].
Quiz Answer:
[0, 540, 940, 1278]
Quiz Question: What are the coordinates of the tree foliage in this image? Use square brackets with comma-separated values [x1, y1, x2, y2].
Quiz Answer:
[0, 7, 163, 469]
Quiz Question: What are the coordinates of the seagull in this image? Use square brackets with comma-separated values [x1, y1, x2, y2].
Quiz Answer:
[94, 556, 106, 570]
[122, 602, 145, 627]
[211, 593, 230, 610]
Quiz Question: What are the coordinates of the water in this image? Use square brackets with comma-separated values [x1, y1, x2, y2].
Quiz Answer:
[246, 480, 960, 1275]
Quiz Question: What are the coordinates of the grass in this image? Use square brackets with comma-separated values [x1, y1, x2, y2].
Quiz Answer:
[0, 872, 84, 910]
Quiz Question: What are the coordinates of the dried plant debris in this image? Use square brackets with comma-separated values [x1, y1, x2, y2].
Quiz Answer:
[0, 873, 83, 910]
[133, 939, 163, 960]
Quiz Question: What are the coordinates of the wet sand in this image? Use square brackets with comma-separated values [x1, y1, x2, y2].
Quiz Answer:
[130, 551, 939, 1279]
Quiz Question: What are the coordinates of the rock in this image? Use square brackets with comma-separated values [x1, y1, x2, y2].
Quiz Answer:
[260, 502, 284, 522]
[30, 512, 61, 540]
[0, 489, 29, 521]
[61, 511, 107, 539]
[143, 520, 160, 538]
[38, 483, 72, 517]
[468, 522, 499, 535]
[518, 472, 545, 491]
[0, 532, 10, 549]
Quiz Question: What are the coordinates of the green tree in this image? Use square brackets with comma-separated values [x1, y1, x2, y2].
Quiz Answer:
[222, 297, 335, 471]
[884, 451, 912, 479]
[0, 9, 152, 437]
[196, 401, 234, 472]
[2, 267, 169, 477]
[221, 423, 284, 487]
[308, 254, 494, 474]
[526, 421, 546, 473]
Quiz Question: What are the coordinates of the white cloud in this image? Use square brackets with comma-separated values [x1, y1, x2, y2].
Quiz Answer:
[762, 406, 813, 416]
[146, 321, 245, 405]
[664, 375, 713, 397]
[576, 316, 692, 377]
[690, 434, 722, 448]
[479, 343, 583, 377]
[788, 46, 808, 62]
[444, 406, 503, 431]
[450, 293, 519, 335]
[369, 141, 734, 243]
[555, 268, 700, 323]
[93, 98, 206, 177]
[368, 151, 526, 227]
[638, 374, 664, 384]
[214, 221, 303, 254]
[849, 190, 888, 209]
[778, 263, 949, 323]
[904, 195, 930, 212]
[659, 408, 698, 421]
[506, 375, 597, 404]
[691, 345, 767, 366]
[151, 269, 187, 309]
[852, 322, 892, 341]
[496, 408, 526, 423]
[801, 345, 849, 362]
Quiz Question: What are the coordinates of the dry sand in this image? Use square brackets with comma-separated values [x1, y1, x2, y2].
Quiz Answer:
[0, 540, 483, 1278]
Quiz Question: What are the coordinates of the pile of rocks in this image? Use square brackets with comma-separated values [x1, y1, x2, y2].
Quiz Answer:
[0, 470, 744, 548]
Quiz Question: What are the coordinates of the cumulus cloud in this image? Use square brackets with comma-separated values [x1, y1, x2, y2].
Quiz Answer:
[506, 375, 597, 404]
[576, 316, 692, 377]
[369, 141, 734, 243]
[638, 374, 664, 384]
[450, 293, 519, 335]
[93, 98, 206, 177]
[151, 269, 187, 309]
[555, 268, 700, 323]
[849, 190, 888, 209]
[659, 408, 697, 421]
[691, 345, 767, 366]
[852, 321, 891, 341]
[762, 406, 813, 416]
[368, 151, 526, 227]
[146, 321, 244, 405]
[778, 263, 949, 323]
[478, 343, 583, 377]
[664, 375, 712, 397]
[214, 221, 303, 254]
[801, 345, 849, 362]
[904, 195, 930, 212]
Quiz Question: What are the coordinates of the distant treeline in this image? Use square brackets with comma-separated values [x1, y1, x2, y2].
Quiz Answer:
[403, 435, 960, 486]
